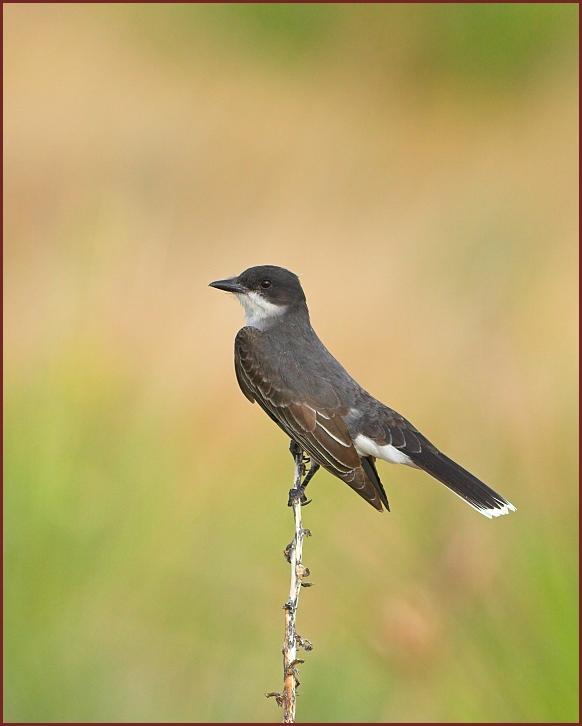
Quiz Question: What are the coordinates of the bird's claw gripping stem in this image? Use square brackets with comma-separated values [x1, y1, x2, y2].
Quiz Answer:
[288, 440, 319, 505]
[287, 486, 311, 507]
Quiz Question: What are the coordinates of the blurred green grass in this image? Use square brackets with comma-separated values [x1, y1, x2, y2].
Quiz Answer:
[135, 3, 577, 88]
[4, 3, 579, 723]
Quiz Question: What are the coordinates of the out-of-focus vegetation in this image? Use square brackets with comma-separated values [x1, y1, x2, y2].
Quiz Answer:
[4, 3, 578, 723]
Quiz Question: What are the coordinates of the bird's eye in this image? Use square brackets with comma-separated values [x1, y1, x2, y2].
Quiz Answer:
[260, 280, 272, 289]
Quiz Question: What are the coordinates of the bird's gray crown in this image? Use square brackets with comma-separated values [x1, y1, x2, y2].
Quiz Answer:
[236, 265, 306, 307]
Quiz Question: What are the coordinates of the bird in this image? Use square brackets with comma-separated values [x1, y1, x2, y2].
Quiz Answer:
[209, 265, 516, 518]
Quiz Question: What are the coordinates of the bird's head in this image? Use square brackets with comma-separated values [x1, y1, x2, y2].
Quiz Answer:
[209, 265, 307, 329]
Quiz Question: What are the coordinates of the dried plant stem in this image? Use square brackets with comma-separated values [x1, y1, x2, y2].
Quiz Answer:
[282, 451, 305, 723]
[267, 444, 313, 723]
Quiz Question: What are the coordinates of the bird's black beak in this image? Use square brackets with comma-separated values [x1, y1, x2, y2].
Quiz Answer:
[209, 277, 246, 294]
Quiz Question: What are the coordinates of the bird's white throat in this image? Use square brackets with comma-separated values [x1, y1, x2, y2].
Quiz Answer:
[236, 291, 288, 330]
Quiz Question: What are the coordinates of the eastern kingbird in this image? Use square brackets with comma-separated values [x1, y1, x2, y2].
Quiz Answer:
[210, 265, 516, 518]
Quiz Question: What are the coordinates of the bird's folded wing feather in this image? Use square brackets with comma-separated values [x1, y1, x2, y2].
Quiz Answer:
[234, 328, 384, 509]
[358, 411, 424, 454]
[235, 328, 360, 472]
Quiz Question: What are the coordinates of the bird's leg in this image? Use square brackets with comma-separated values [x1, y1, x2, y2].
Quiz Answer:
[301, 461, 320, 493]
[289, 440, 304, 472]
[288, 440, 304, 505]
[288, 440, 308, 506]
[295, 460, 320, 506]
[288, 441, 319, 506]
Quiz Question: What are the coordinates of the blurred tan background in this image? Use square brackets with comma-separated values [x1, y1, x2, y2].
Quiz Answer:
[4, 3, 579, 723]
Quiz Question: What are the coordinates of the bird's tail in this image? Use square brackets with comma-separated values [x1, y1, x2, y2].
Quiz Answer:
[411, 446, 516, 519]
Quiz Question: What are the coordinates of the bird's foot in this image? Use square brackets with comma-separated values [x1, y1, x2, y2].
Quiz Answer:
[287, 486, 311, 507]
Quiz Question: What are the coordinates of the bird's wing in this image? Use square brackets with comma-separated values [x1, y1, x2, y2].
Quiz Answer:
[234, 327, 386, 510]
[358, 409, 424, 454]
